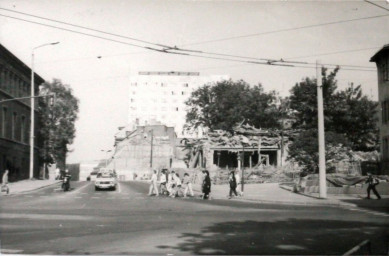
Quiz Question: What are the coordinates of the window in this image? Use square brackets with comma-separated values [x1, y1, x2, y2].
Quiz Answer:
[382, 100, 389, 124]
[12, 112, 17, 140]
[1, 107, 6, 137]
[383, 59, 389, 81]
[183, 83, 189, 87]
[171, 91, 175, 95]
[384, 137, 389, 160]
[182, 91, 185, 95]
[21, 115, 26, 143]
[130, 98, 135, 103]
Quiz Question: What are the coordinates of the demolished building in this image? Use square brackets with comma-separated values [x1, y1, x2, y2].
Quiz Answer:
[183, 124, 293, 171]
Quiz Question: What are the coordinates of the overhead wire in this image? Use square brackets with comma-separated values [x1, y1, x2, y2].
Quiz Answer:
[179, 14, 389, 47]
[0, 7, 166, 47]
[0, 10, 380, 72]
[364, 0, 389, 12]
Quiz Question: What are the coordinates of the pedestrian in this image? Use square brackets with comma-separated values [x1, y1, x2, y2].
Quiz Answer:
[202, 170, 211, 200]
[171, 172, 182, 198]
[55, 167, 60, 180]
[148, 169, 159, 196]
[235, 170, 243, 196]
[1, 169, 9, 194]
[228, 171, 238, 199]
[365, 173, 381, 200]
[159, 169, 168, 195]
[167, 170, 175, 195]
[182, 173, 194, 197]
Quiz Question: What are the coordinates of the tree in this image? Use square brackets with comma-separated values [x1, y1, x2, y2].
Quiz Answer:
[289, 67, 378, 151]
[185, 79, 281, 133]
[38, 79, 79, 172]
[288, 129, 353, 173]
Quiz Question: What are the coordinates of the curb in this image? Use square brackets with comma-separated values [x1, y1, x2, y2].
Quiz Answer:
[192, 186, 357, 208]
[8, 181, 62, 195]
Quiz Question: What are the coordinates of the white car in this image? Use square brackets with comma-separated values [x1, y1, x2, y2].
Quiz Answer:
[95, 171, 117, 191]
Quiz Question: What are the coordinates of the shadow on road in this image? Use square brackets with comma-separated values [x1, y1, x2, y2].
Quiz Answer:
[340, 198, 389, 214]
[157, 219, 389, 255]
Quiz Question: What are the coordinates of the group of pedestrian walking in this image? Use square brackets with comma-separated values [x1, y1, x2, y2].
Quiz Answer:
[148, 169, 195, 198]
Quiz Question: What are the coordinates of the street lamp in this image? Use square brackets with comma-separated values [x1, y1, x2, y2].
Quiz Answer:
[30, 42, 59, 179]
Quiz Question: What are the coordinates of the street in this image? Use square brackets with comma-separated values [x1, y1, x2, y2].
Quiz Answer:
[0, 181, 388, 255]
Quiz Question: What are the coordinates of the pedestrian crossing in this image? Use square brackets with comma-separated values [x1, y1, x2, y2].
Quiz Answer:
[341, 205, 389, 218]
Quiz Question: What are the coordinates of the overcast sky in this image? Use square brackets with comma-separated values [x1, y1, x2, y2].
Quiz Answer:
[0, 0, 388, 163]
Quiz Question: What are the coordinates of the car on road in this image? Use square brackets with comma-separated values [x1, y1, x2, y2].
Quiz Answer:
[88, 170, 99, 181]
[95, 171, 117, 191]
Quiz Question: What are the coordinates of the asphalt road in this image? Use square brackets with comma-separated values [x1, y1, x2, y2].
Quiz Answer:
[0, 181, 388, 255]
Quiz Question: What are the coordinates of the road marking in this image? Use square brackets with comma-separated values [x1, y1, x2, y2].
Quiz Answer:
[25, 195, 33, 197]
[117, 182, 121, 194]
[91, 197, 100, 199]
[1, 249, 24, 253]
[345, 207, 389, 217]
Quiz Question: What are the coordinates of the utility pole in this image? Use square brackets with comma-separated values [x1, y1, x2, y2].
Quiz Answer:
[150, 129, 153, 168]
[29, 42, 59, 179]
[317, 60, 327, 198]
[241, 146, 245, 193]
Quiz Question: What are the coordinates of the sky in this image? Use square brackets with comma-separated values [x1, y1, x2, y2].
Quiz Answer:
[0, 0, 388, 164]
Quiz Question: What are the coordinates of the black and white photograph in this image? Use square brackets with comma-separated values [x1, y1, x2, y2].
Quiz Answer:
[0, 0, 388, 255]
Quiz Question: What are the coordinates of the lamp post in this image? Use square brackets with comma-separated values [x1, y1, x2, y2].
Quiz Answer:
[30, 42, 59, 179]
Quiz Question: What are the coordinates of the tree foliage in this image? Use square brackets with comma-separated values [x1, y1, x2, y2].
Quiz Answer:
[288, 129, 353, 174]
[185, 79, 281, 132]
[38, 79, 79, 170]
[289, 67, 378, 151]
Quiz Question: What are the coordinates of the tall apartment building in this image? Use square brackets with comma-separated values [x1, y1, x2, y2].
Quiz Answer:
[0, 44, 44, 181]
[371, 44, 389, 174]
[128, 71, 229, 137]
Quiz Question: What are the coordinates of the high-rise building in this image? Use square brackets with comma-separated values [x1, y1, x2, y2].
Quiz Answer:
[370, 44, 389, 174]
[128, 71, 229, 137]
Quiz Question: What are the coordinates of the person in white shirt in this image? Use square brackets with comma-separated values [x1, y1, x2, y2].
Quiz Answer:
[159, 169, 168, 195]
[182, 173, 194, 197]
[235, 171, 243, 196]
[148, 169, 159, 196]
[167, 170, 175, 195]
[171, 172, 182, 198]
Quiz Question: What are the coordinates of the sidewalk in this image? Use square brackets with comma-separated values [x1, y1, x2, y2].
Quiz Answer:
[1, 179, 61, 195]
[192, 183, 386, 207]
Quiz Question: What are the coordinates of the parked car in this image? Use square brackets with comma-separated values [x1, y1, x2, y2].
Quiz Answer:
[95, 171, 117, 191]
[89, 170, 99, 181]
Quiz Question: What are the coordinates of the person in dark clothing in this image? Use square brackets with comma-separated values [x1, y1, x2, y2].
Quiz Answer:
[202, 170, 211, 200]
[365, 173, 381, 200]
[228, 171, 238, 199]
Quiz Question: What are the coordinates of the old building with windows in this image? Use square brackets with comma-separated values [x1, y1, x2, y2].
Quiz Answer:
[0, 44, 44, 181]
[370, 44, 389, 174]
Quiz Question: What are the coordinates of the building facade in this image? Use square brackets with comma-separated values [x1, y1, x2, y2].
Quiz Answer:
[128, 71, 229, 137]
[370, 44, 389, 174]
[0, 44, 44, 182]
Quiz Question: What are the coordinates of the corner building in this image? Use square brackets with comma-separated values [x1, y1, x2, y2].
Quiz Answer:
[128, 71, 229, 137]
[371, 44, 389, 174]
[0, 44, 44, 181]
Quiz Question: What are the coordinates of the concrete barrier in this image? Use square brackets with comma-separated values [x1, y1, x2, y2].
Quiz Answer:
[304, 182, 389, 195]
